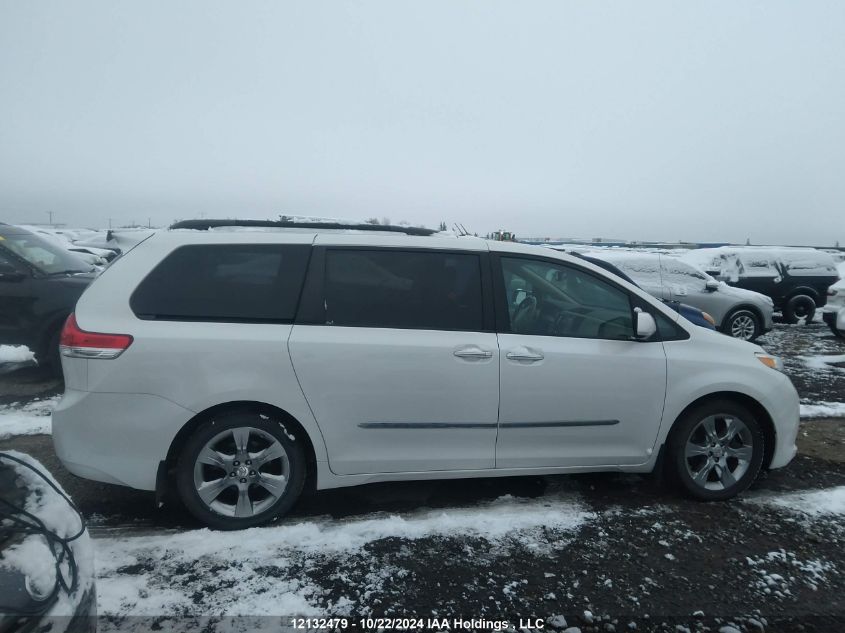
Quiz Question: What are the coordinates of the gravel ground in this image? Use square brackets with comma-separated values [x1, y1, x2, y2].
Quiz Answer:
[1, 319, 844, 632]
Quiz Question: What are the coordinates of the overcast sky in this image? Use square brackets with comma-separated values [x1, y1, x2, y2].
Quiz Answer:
[1, 1, 843, 244]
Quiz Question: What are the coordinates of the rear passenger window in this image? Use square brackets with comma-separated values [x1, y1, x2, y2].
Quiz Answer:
[324, 249, 483, 331]
[131, 244, 310, 322]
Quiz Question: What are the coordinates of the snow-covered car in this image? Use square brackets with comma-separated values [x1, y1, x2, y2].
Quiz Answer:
[73, 229, 157, 259]
[574, 250, 773, 341]
[822, 262, 845, 339]
[15, 226, 114, 268]
[0, 451, 96, 631]
[52, 220, 800, 530]
[682, 247, 839, 324]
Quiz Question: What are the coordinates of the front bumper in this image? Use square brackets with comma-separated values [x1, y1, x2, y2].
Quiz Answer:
[766, 372, 801, 470]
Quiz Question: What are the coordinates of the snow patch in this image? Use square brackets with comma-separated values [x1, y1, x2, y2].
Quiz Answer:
[800, 354, 845, 374]
[749, 486, 845, 517]
[800, 401, 845, 418]
[94, 493, 591, 617]
[0, 396, 60, 439]
[0, 344, 36, 364]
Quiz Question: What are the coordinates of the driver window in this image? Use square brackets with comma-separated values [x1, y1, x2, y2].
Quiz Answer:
[501, 257, 634, 340]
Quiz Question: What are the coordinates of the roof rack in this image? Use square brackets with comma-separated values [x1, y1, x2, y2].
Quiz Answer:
[169, 219, 437, 236]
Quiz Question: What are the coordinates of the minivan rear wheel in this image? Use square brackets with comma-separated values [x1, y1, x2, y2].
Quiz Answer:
[176, 411, 306, 530]
[666, 400, 764, 501]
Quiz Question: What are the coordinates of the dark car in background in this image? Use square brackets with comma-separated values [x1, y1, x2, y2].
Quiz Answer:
[0, 224, 96, 373]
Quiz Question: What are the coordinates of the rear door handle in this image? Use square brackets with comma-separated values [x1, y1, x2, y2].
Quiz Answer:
[506, 350, 544, 362]
[454, 347, 493, 359]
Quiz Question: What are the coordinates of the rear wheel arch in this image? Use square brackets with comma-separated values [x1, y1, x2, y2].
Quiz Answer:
[665, 391, 776, 470]
[163, 401, 318, 499]
[785, 286, 820, 302]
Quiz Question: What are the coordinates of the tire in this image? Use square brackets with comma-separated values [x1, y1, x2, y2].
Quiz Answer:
[723, 309, 761, 341]
[830, 325, 845, 340]
[175, 411, 306, 530]
[666, 400, 765, 501]
[782, 294, 816, 325]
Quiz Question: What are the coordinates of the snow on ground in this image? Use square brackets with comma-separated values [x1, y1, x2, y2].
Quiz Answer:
[0, 344, 36, 364]
[746, 550, 837, 596]
[800, 401, 845, 418]
[0, 395, 60, 439]
[800, 354, 845, 374]
[94, 493, 592, 618]
[748, 486, 845, 518]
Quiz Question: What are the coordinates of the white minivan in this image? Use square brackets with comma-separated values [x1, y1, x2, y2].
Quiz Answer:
[52, 221, 800, 529]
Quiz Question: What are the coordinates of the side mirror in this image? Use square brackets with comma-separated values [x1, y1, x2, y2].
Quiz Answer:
[634, 308, 657, 340]
[705, 279, 719, 292]
[0, 263, 25, 282]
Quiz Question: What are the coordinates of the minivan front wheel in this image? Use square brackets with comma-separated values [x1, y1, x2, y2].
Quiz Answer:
[667, 401, 764, 501]
[176, 412, 305, 529]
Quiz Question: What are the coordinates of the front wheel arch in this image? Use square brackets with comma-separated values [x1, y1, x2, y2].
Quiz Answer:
[163, 401, 318, 503]
[662, 392, 776, 471]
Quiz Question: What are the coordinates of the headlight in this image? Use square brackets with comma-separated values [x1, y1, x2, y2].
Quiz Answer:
[701, 311, 716, 326]
[755, 352, 782, 371]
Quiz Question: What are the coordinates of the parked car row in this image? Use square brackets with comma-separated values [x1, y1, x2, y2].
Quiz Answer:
[51, 220, 799, 530]
[681, 247, 839, 324]
[556, 249, 774, 341]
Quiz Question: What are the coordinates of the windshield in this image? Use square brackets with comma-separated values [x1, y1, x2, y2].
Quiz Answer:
[0, 231, 92, 274]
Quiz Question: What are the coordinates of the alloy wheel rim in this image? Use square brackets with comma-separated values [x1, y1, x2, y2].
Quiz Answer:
[685, 414, 753, 491]
[193, 426, 290, 518]
[730, 315, 756, 340]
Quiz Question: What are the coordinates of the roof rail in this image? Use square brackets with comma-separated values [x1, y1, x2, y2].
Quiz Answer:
[169, 218, 437, 236]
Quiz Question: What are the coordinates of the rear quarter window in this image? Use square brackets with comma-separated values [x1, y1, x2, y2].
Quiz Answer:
[130, 244, 311, 322]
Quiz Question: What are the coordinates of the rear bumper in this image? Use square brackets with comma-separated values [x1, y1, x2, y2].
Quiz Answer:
[52, 389, 194, 490]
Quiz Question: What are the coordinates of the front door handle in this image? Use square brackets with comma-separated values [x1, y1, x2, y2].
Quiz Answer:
[454, 347, 493, 359]
[506, 349, 544, 362]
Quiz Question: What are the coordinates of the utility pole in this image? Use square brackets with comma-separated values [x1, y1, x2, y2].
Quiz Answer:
[46, 211, 54, 226]
[108, 218, 113, 229]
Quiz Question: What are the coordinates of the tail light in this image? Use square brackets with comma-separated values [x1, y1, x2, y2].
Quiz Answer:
[60, 313, 133, 359]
